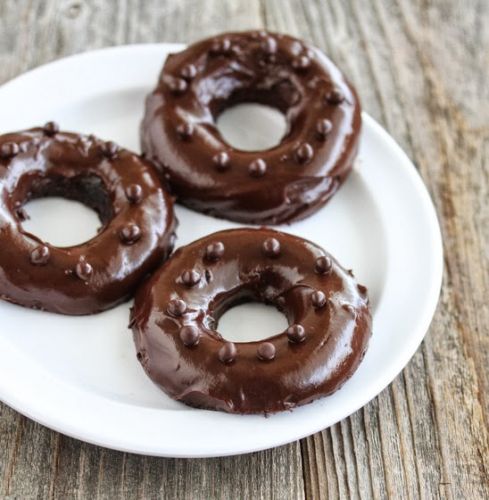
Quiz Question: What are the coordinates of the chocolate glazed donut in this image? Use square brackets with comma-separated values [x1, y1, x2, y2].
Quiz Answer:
[141, 31, 361, 225]
[131, 228, 371, 414]
[0, 124, 177, 315]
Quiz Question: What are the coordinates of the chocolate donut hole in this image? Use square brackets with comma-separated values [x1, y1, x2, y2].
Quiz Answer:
[213, 300, 289, 343]
[216, 103, 287, 152]
[21, 174, 111, 247]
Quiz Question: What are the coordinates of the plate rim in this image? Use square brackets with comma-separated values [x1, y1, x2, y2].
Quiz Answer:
[0, 44, 443, 457]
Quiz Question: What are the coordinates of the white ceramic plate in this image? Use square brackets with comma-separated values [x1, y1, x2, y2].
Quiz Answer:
[0, 44, 443, 457]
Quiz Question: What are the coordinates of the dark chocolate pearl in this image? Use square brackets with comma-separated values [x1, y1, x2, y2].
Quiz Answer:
[213, 151, 230, 171]
[261, 36, 277, 54]
[181, 269, 201, 287]
[315, 255, 332, 274]
[180, 64, 197, 80]
[0, 142, 20, 159]
[290, 41, 304, 56]
[221, 38, 232, 52]
[218, 342, 237, 364]
[316, 118, 333, 138]
[101, 141, 119, 159]
[176, 122, 194, 140]
[357, 284, 368, 295]
[167, 299, 187, 317]
[257, 342, 276, 361]
[311, 290, 327, 308]
[168, 77, 188, 94]
[119, 223, 142, 244]
[136, 350, 149, 366]
[76, 260, 93, 281]
[295, 143, 314, 164]
[205, 241, 225, 261]
[325, 87, 345, 105]
[287, 324, 306, 343]
[42, 121, 59, 136]
[292, 55, 311, 71]
[179, 325, 200, 347]
[276, 296, 286, 309]
[125, 183, 143, 204]
[248, 158, 267, 177]
[30, 245, 50, 266]
[210, 37, 231, 54]
[204, 269, 213, 283]
[15, 207, 28, 221]
[262, 237, 281, 258]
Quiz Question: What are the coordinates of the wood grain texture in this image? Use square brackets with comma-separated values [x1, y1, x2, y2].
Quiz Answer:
[0, 0, 488, 498]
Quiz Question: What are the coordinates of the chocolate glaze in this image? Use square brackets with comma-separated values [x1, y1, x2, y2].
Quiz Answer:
[141, 31, 361, 225]
[0, 125, 177, 315]
[131, 228, 371, 414]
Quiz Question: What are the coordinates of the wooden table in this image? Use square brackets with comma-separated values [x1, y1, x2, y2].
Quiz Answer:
[0, 1, 487, 498]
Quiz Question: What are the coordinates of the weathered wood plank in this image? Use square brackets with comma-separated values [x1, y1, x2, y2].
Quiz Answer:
[0, 2, 303, 500]
[264, 0, 489, 498]
[0, 0, 488, 498]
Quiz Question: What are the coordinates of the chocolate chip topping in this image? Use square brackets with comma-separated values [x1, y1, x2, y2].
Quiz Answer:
[15, 206, 28, 221]
[325, 87, 345, 105]
[342, 303, 356, 316]
[213, 151, 230, 171]
[179, 325, 200, 347]
[292, 55, 311, 71]
[101, 141, 119, 159]
[316, 118, 333, 138]
[262, 237, 281, 258]
[311, 290, 327, 308]
[0, 142, 20, 159]
[218, 341, 237, 364]
[287, 324, 306, 343]
[180, 269, 201, 287]
[125, 184, 143, 204]
[181, 64, 198, 80]
[167, 298, 187, 317]
[75, 260, 93, 281]
[42, 121, 59, 136]
[261, 36, 278, 54]
[295, 143, 314, 164]
[248, 158, 267, 177]
[210, 37, 231, 54]
[205, 241, 225, 261]
[168, 77, 188, 94]
[176, 122, 194, 140]
[315, 255, 332, 274]
[257, 342, 276, 361]
[119, 223, 142, 244]
[30, 245, 50, 266]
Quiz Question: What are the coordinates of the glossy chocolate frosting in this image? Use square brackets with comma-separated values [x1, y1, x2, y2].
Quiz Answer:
[131, 228, 371, 414]
[0, 124, 177, 315]
[141, 30, 361, 224]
